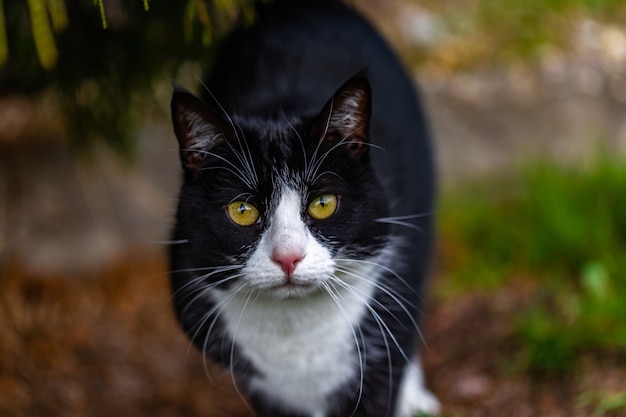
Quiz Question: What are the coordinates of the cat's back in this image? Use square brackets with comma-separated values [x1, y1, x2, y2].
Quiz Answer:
[207, 0, 393, 113]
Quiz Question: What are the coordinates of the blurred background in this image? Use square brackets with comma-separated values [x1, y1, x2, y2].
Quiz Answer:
[1, 0, 625, 416]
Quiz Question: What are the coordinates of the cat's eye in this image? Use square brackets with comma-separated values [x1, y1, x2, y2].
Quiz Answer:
[227, 201, 260, 226]
[307, 194, 338, 220]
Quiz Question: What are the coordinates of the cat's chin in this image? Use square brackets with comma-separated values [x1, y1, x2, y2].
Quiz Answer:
[259, 281, 323, 300]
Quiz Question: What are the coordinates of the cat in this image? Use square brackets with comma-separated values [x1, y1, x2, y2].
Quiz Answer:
[168, 0, 439, 416]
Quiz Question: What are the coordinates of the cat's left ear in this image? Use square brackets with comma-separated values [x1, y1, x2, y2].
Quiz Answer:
[171, 85, 230, 172]
[313, 72, 372, 158]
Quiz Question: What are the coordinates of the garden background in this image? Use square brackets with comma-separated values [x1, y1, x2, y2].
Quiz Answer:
[1, 0, 625, 415]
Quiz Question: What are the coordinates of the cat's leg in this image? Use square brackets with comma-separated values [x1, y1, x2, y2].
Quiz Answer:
[395, 356, 440, 417]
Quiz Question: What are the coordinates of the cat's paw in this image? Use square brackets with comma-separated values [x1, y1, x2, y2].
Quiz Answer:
[396, 359, 441, 417]
[396, 386, 440, 417]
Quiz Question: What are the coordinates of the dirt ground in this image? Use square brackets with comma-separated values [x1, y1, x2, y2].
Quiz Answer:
[1, 253, 622, 417]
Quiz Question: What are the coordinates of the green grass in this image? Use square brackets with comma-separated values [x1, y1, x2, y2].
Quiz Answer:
[437, 151, 626, 374]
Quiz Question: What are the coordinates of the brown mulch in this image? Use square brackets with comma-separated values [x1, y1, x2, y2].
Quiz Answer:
[0, 255, 623, 417]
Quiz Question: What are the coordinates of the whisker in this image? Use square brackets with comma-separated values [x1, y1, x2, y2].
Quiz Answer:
[228, 286, 257, 412]
[187, 148, 254, 189]
[197, 80, 259, 189]
[334, 257, 420, 298]
[334, 265, 418, 331]
[197, 80, 240, 140]
[377, 212, 435, 221]
[201, 166, 254, 190]
[310, 170, 348, 188]
[305, 98, 334, 183]
[330, 276, 397, 411]
[192, 282, 248, 385]
[320, 281, 366, 417]
[227, 193, 255, 205]
[143, 265, 242, 290]
[147, 239, 190, 245]
[307, 129, 381, 183]
[181, 274, 245, 320]
[375, 220, 423, 232]
[282, 112, 309, 179]
[334, 259, 427, 347]
[223, 132, 259, 189]
[375, 212, 436, 233]
[171, 265, 244, 300]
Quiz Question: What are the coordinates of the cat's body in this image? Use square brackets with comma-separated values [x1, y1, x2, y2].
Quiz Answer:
[169, 1, 438, 416]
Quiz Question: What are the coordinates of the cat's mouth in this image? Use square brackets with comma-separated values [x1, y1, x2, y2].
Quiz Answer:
[262, 279, 320, 299]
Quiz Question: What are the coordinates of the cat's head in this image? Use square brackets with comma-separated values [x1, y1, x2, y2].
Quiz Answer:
[171, 74, 390, 300]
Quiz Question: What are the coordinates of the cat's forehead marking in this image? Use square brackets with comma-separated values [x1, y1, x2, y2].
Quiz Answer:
[273, 184, 300, 209]
[273, 166, 307, 193]
[269, 186, 305, 235]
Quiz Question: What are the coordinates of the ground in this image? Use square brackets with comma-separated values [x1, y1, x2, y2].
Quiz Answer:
[1, 253, 622, 417]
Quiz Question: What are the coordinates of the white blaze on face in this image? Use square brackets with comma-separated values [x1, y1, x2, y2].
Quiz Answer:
[266, 188, 308, 278]
[241, 186, 335, 298]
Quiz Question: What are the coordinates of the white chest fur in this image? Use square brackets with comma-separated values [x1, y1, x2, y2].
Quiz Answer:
[213, 276, 375, 417]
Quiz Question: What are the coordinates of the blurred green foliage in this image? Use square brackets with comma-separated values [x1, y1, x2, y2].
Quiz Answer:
[0, 0, 255, 159]
[417, 0, 626, 69]
[438, 150, 626, 374]
[3, 0, 626, 156]
[580, 388, 626, 416]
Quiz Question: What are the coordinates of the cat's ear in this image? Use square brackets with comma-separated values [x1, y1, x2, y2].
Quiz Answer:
[171, 85, 229, 172]
[313, 72, 372, 158]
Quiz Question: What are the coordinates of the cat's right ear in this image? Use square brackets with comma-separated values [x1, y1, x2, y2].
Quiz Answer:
[171, 85, 227, 172]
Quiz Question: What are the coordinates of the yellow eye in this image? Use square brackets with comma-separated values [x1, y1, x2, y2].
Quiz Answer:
[307, 194, 338, 220]
[227, 201, 260, 226]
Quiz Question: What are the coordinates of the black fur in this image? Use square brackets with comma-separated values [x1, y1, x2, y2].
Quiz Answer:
[169, 1, 435, 416]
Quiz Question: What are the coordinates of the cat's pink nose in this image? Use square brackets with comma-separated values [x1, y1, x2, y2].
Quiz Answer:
[271, 250, 304, 277]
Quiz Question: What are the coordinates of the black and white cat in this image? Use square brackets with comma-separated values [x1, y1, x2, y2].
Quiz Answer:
[169, 1, 438, 416]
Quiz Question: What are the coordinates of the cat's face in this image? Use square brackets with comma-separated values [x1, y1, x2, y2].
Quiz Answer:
[171, 75, 389, 300]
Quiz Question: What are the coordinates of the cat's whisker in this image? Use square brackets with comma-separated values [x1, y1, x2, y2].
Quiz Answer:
[196, 80, 260, 188]
[305, 98, 334, 183]
[227, 193, 255, 205]
[171, 265, 244, 299]
[239, 133, 259, 187]
[169, 264, 241, 276]
[141, 263, 227, 281]
[334, 265, 418, 332]
[188, 148, 255, 190]
[228, 286, 257, 413]
[375, 220, 423, 232]
[320, 281, 366, 417]
[179, 272, 246, 318]
[310, 170, 348, 188]
[334, 260, 427, 346]
[193, 282, 249, 385]
[197, 80, 240, 139]
[375, 212, 435, 233]
[224, 131, 259, 189]
[330, 276, 397, 411]
[147, 239, 190, 245]
[377, 213, 435, 221]
[334, 257, 420, 298]
[167, 268, 241, 300]
[334, 262, 418, 311]
[339, 277, 415, 413]
[201, 166, 254, 191]
[282, 112, 310, 179]
[307, 130, 379, 183]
